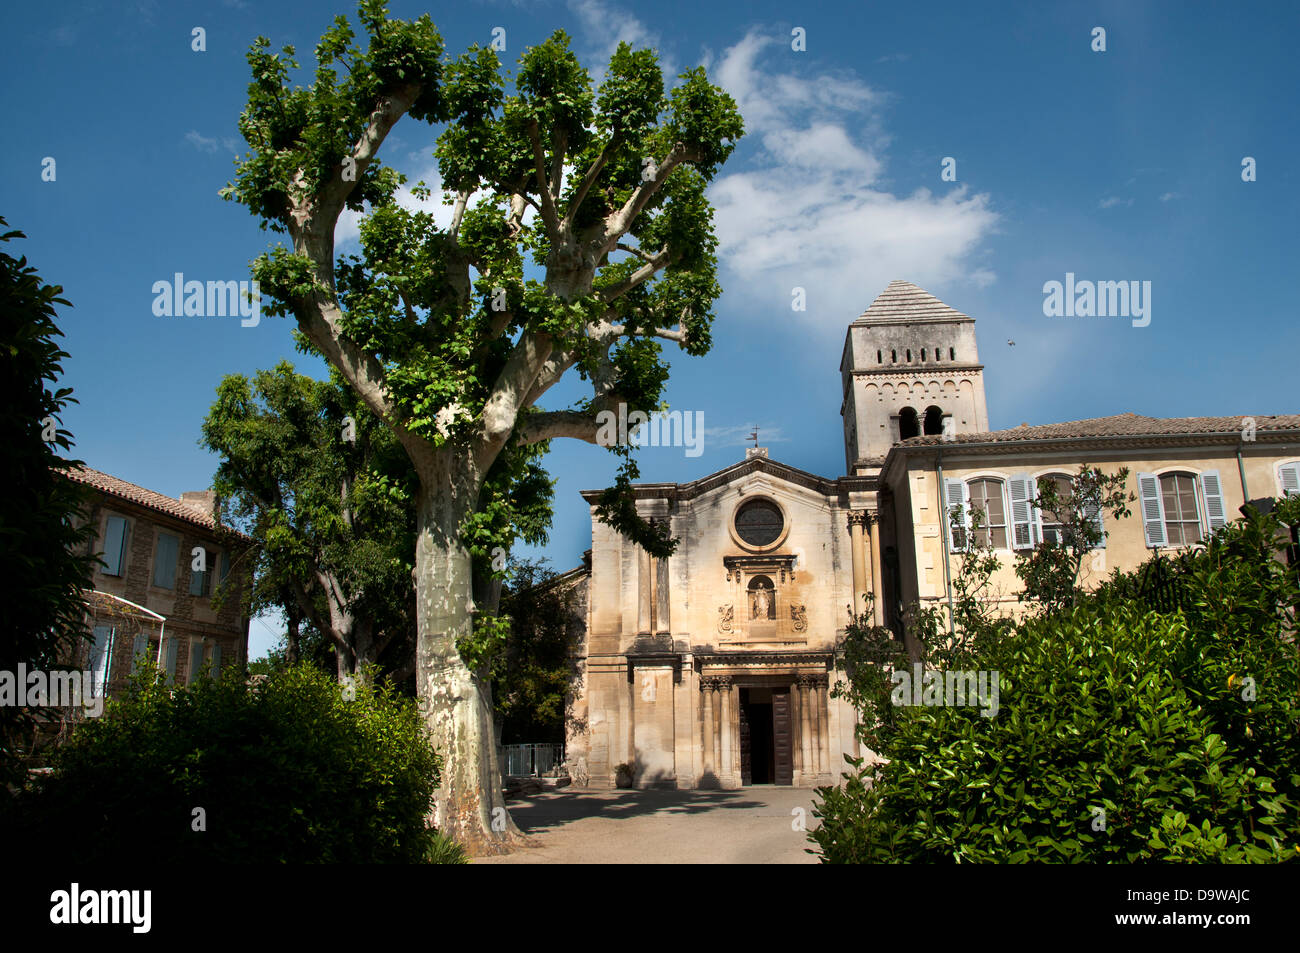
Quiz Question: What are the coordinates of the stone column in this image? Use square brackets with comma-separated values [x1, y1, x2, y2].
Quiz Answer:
[868, 512, 884, 627]
[718, 676, 734, 787]
[848, 512, 868, 618]
[791, 678, 803, 779]
[700, 678, 715, 782]
[798, 675, 813, 780]
[815, 675, 830, 779]
[638, 546, 652, 634]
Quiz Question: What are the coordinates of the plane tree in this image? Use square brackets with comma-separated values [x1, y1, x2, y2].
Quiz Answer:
[222, 1, 743, 850]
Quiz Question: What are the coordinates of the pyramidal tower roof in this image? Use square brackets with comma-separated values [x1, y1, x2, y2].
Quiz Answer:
[851, 279, 973, 326]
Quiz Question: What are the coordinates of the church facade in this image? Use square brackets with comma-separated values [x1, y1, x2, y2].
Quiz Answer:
[561, 281, 1300, 790]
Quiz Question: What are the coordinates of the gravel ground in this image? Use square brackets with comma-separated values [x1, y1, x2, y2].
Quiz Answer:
[476, 787, 823, 864]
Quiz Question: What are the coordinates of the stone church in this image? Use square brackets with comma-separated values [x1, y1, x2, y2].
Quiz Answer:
[560, 280, 1300, 790]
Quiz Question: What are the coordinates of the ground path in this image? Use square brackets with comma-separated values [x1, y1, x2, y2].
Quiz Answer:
[476, 787, 822, 864]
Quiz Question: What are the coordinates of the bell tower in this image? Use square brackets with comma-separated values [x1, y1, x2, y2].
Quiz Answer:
[840, 280, 990, 475]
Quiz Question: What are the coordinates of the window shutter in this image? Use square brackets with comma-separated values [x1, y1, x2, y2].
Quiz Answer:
[944, 478, 969, 550]
[1084, 500, 1105, 548]
[1200, 470, 1227, 534]
[102, 516, 127, 576]
[1279, 462, 1300, 497]
[211, 644, 222, 678]
[164, 638, 179, 683]
[131, 634, 148, 673]
[153, 533, 179, 589]
[1137, 473, 1166, 547]
[90, 625, 114, 695]
[1008, 475, 1036, 549]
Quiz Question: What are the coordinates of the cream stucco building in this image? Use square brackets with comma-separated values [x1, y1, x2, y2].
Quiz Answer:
[561, 280, 1300, 790]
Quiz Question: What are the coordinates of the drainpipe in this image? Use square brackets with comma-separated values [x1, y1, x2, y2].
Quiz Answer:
[1237, 446, 1250, 503]
[936, 450, 956, 638]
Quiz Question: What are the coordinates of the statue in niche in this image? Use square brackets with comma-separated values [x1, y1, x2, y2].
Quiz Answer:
[748, 575, 775, 620]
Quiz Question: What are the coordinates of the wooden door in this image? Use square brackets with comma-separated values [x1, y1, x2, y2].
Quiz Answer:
[739, 689, 752, 785]
[772, 687, 793, 785]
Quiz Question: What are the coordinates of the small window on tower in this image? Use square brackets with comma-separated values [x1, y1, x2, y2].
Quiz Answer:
[891, 349, 896, 363]
[949, 347, 956, 360]
[921, 348, 927, 361]
[906, 349, 912, 362]
[877, 349, 882, 364]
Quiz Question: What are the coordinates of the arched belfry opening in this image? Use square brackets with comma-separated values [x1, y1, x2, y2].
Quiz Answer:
[899, 406, 920, 440]
[923, 405, 945, 436]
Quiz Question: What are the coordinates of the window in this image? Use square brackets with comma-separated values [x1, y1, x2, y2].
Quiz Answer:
[100, 515, 128, 577]
[219, 550, 232, 584]
[906, 348, 912, 362]
[747, 575, 776, 620]
[1137, 470, 1226, 547]
[189, 546, 211, 596]
[187, 639, 207, 684]
[734, 499, 784, 547]
[922, 406, 944, 436]
[1279, 462, 1300, 497]
[891, 349, 897, 363]
[949, 347, 955, 360]
[945, 478, 1008, 550]
[89, 625, 114, 698]
[1037, 474, 1074, 544]
[153, 532, 180, 589]
[1161, 473, 1203, 546]
[921, 348, 927, 361]
[899, 406, 920, 440]
[877, 349, 882, 364]
[968, 479, 1008, 549]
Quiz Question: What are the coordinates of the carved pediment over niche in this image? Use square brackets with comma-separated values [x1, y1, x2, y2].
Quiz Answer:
[724, 553, 797, 583]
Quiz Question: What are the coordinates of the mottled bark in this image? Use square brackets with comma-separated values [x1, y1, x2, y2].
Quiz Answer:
[414, 463, 523, 854]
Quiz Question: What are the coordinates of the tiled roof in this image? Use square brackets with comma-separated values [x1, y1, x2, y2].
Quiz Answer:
[852, 280, 972, 325]
[65, 466, 249, 540]
[902, 413, 1300, 448]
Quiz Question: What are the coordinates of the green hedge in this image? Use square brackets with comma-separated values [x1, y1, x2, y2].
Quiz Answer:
[5, 663, 464, 863]
[812, 500, 1300, 863]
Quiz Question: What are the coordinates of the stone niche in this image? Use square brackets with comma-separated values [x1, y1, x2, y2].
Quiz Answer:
[718, 554, 808, 648]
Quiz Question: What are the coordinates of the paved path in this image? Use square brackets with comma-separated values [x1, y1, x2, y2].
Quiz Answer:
[476, 786, 823, 864]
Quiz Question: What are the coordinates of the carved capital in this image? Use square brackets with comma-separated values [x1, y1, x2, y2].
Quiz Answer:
[847, 511, 871, 529]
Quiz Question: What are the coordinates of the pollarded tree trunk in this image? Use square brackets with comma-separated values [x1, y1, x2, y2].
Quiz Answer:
[414, 468, 524, 854]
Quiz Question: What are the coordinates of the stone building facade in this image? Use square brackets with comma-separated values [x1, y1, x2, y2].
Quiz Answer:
[561, 280, 1300, 790]
[66, 466, 253, 697]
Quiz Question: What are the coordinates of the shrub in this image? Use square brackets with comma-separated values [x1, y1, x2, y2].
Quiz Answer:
[812, 500, 1300, 863]
[4, 663, 459, 863]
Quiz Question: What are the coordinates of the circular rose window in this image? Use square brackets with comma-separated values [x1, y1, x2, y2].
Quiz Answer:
[734, 498, 785, 547]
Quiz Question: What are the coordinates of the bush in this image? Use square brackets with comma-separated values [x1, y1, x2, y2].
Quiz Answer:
[812, 500, 1300, 863]
[4, 663, 462, 863]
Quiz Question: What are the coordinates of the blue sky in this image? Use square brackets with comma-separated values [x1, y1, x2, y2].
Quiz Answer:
[3, 0, 1296, 659]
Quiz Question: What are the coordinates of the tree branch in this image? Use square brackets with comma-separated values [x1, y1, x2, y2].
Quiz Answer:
[561, 136, 619, 232]
[599, 246, 675, 302]
[526, 119, 563, 240]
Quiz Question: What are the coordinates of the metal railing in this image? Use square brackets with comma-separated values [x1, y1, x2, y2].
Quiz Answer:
[502, 743, 565, 777]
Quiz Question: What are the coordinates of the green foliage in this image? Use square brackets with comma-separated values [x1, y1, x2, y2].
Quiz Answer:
[5, 662, 454, 862]
[1013, 465, 1135, 612]
[813, 500, 1300, 863]
[201, 361, 418, 679]
[0, 219, 97, 788]
[493, 557, 580, 743]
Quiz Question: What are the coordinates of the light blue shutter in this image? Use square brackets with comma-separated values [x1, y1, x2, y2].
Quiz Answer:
[164, 638, 179, 683]
[102, 516, 127, 576]
[90, 625, 113, 697]
[1137, 473, 1166, 547]
[153, 533, 179, 589]
[210, 644, 222, 678]
[1008, 475, 1036, 549]
[189, 547, 209, 596]
[1279, 463, 1300, 497]
[944, 479, 969, 550]
[131, 634, 148, 673]
[1200, 470, 1227, 535]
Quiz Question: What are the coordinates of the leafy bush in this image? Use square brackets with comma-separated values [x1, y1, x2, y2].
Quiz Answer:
[4, 663, 462, 863]
[813, 499, 1300, 863]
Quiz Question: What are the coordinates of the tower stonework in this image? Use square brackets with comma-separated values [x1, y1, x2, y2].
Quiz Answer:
[840, 280, 989, 474]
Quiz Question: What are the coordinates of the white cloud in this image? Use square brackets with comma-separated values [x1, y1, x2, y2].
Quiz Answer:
[709, 30, 998, 331]
[704, 423, 787, 448]
[335, 164, 452, 248]
[1098, 196, 1134, 209]
[568, 0, 677, 84]
[184, 130, 219, 153]
[1159, 191, 1180, 202]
